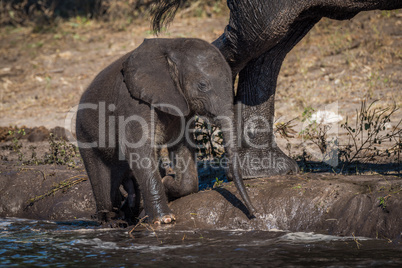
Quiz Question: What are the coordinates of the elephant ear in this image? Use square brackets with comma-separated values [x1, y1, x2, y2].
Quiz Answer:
[122, 39, 190, 117]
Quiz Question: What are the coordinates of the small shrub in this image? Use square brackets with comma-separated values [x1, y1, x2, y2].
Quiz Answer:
[44, 133, 79, 167]
[299, 110, 332, 155]
[212, 177, 224, 188]
[287, 99, 401, 174]
[275, 118, 298, 141]
[297, 106, 339, 166]
[339, 100, 401, 166]
[7, 128, 25, 161]
[24, 145, 42, 165]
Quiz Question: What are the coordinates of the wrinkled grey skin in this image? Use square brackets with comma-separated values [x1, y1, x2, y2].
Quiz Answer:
[76, 38, 255, 225]
[152, 0, 402, 178]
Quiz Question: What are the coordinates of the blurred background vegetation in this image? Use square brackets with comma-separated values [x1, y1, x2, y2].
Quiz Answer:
[0, 0, 226, 26]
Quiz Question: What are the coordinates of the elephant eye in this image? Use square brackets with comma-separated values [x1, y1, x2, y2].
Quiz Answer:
[197, 80, 211, 92]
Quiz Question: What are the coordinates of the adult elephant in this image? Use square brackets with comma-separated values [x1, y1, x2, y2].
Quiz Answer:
[152, 0, 402, 178]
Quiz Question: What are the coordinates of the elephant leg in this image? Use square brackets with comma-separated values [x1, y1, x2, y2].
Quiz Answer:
[126, 146, 174, 224]
[162, 144, 198, 200]
[120, 171, 141, 224]
[234, 19, 319, 178]
[235, 55, 298, 178]
[79, 148, 119, 222]
[158, 145, 176, 178]
[212, 8, 319, 178]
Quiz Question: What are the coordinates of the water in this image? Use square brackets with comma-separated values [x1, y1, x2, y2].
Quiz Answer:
[1, 218, 401, 267]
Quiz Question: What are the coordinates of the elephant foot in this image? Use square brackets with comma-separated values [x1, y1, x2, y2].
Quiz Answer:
[96, 210, 117, 223]
[103, 219, 129, 228]
[153, 214, 176, 225]
[239, 147, 299, 179]
[96, 210, 130, 228]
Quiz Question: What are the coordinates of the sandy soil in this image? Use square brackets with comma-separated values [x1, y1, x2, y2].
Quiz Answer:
[0, 15, 227, 128]
[1, 10, 400, 127]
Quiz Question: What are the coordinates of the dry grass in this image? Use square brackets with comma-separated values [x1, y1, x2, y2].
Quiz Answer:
[276, 10, 401, 120]
[274, 10, 401, 162]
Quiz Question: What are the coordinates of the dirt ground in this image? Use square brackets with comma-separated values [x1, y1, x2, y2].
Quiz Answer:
[0, 9, 401, 159]
[0, 9, 400, 124]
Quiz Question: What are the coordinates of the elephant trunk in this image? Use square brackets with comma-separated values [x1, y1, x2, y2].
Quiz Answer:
[216, 111, 256, 216]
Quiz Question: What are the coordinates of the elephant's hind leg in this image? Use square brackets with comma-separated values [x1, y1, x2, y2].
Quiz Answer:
[162, 144, 198, 200]
[79, 148, 117, 223]
[120, 172, 141, 224]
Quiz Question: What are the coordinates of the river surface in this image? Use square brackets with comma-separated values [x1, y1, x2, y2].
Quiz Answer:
[0, 218, 401, 267]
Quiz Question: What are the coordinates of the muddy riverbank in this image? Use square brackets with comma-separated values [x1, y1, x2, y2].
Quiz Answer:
[1, 157, 400, 240]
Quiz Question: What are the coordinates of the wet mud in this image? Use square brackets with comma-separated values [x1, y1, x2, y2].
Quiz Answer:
[170, 174, 401, 240]
[1, 153, 400, 239]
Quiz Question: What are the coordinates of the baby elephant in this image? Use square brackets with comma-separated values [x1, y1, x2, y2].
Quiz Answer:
[76, 38, 255, 225]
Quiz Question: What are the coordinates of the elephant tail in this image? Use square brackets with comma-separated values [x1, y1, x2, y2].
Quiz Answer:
[151, 0, 189, 33]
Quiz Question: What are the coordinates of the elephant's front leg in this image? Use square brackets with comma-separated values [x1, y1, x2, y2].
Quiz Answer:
[232, 19, 319, 179]
[234, 51, 300, 178]
[126, 146, 175, 224]
[212, 7, 319, 178]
